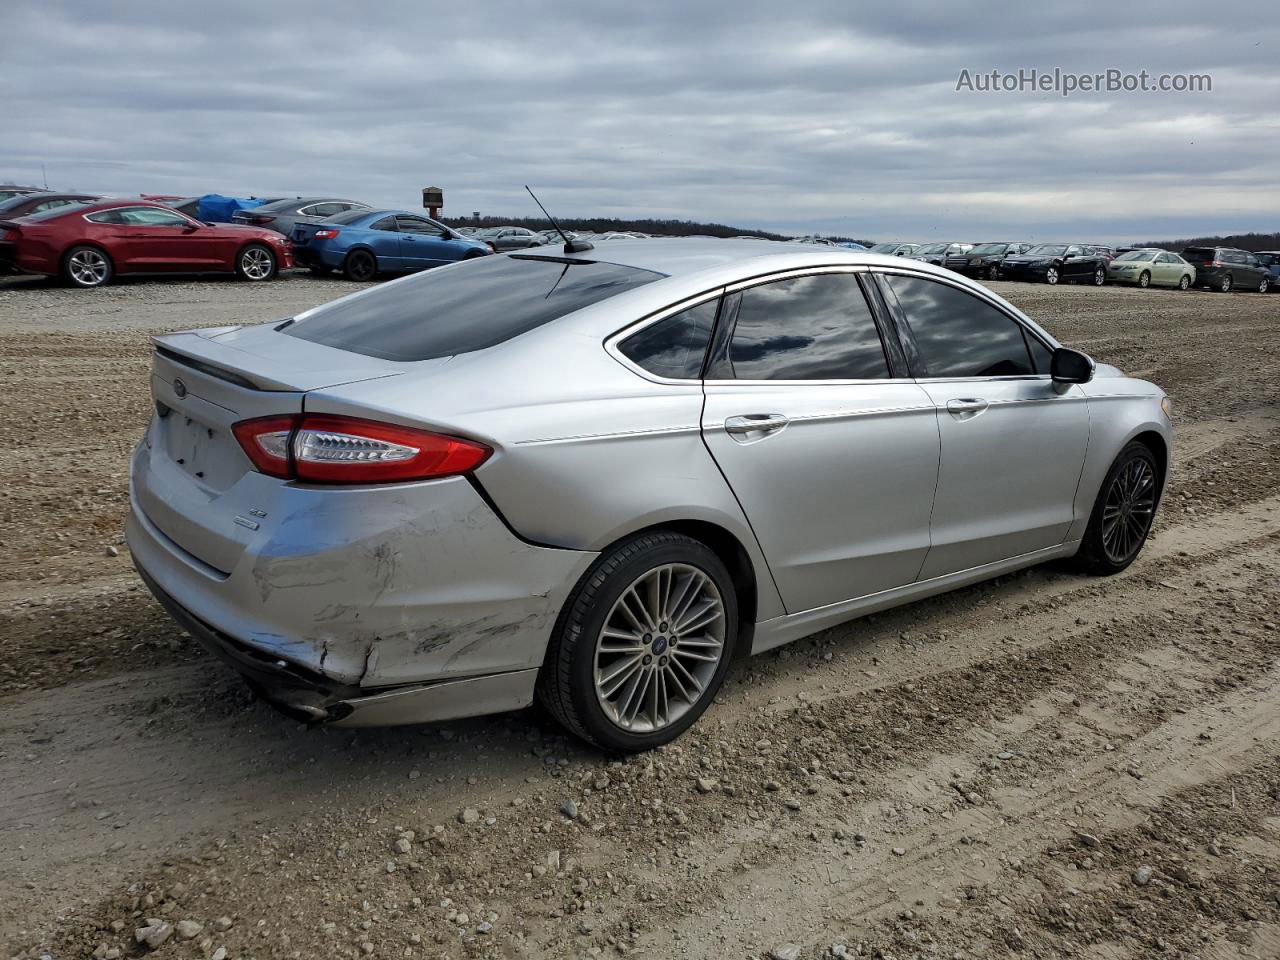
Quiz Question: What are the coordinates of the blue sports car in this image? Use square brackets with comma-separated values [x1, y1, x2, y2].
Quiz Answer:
[291, 209, 491, 280]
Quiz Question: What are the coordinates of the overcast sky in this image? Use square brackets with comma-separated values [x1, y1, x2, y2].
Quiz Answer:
[5, 1, 1278, 242]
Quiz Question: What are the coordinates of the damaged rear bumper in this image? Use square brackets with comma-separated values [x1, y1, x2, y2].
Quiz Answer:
[136, 561, 537, 726]
[126, 450, 597, 725]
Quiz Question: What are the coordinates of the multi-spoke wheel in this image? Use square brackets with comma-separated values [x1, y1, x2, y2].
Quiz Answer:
[593, 563, 726, 734]
[538, 531, 738, 750]
[62, 246, 113, 288]
[236, 244, 276, 281]
[1045, 266, 1060, 285]
[1073, 441, 1162, 575]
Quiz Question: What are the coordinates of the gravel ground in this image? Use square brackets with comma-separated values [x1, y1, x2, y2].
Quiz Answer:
[1, 270, 1278, 960]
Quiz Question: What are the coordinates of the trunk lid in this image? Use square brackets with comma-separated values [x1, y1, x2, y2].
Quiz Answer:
[135, 324, 409, 572]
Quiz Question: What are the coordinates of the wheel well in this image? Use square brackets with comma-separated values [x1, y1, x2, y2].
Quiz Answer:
[619, 520, 759, 657]
[62, 243, 111, 266]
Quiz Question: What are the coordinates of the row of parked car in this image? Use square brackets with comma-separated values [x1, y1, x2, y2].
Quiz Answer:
[868, 239, 1278, 293]
[2, 183, 1276, 293]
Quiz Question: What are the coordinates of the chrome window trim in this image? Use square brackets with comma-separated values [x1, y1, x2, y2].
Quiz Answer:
[82, 206, 195, 227]
[603, 262, 1061, 388]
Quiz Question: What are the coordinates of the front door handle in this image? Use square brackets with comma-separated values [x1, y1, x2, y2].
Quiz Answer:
[946, 398, 989, 418]
[725, 414, 789, 436]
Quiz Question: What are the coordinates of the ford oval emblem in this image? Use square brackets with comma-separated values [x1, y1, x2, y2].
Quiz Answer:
[173, 378, 187, 399]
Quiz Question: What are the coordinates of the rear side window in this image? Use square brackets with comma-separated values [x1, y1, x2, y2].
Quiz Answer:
[883, 274, 1033, 378]
[724, 273, 890, 380]
[618, 299, 717, 379]
[285, 255, 665, 361]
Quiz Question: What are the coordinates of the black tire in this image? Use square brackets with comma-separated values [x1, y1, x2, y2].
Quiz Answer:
[62, 245, 113, 288]
[1178, 274, 1191, 291]
[1072, 441, 1161, 575]
[343, 249, 377, 282]
[235, 243, 276, 281]
[1138, 271, 1151, 288]
[308, 265, 333, 276]
[1219, 274, 1232, 293]
[537, 531, 738, 752]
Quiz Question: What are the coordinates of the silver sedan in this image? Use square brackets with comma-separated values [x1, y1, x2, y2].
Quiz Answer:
[127, 240, 1172, 750]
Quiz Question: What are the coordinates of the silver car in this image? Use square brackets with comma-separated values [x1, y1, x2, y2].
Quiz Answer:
[127, 240, 1171, 750]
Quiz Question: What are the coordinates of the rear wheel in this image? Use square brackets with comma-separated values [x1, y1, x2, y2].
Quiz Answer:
[343, 249, 377, 282]
[1045, 266, 1060, 285]
[987, 264, 1000, 280]
[1138, 271, 1151, 288]
[1093, 267, 1106, 286]
[62, 246, 113, 288]
[1259, 277, 1270, 294]
[1219, 274, 1233, 293]
[1073, 441, 1160, 575]
[538, 531, 737, 751]
[1179, 274, 1191, 290]
[236, 244, 276, 281]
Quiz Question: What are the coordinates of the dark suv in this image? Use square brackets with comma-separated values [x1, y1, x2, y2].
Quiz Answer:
[1181, 247, 1271, 293]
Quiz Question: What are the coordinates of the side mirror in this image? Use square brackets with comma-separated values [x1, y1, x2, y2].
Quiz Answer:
[183, 222, 200, 233]
[1051, 347, 1094, 384]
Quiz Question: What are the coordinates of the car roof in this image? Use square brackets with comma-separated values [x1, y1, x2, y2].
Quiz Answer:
[540, 237, 944, 280]
[258, 197, 360, 210]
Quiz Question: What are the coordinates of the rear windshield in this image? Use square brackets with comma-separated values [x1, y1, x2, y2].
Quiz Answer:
[284, 254, 666, 361]
[1182, 247, 1215, 260]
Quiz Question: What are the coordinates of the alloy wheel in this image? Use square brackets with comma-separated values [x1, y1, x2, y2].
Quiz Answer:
[1260, 278, 1270, 294]
[1179, 275, 1190, 290]
[240, 246, 274, 280]
[593, 563, 726, 734]
[1220, 275, 1232, 292]
[68, 249, 109, 286]
[1094, 268, 1105, 286]
[1138, 271, 1150, 288]
[1046, 267, 1059, 285]
[1101, 456, 1156, 564]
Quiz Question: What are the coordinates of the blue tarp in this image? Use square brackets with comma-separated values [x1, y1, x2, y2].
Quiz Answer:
[196, 194, 271, 223]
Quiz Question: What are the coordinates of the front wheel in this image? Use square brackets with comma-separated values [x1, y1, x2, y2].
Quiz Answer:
[1179, 274, 1191, 290]
[1259, 277, 1270, 294]
[1138, 271, 1151, 288]
[343, 249, 377, 282]
[1093, 267, 1106, 286]
[537, 531, 738, 751]
[987, 264, 1000, 280]
[63, 246, 113, 288]
[1045, 266, 1060, 285]
[236, 244, 276, 281]
[1219, 274, 1233, 293]
[1072, 441, 1160, 575]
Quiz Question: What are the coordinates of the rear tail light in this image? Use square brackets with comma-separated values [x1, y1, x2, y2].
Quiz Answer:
[232, 414, 491, 485]
[1211, 260, 1223, 267]
[313, 229, 340, 239]
[241, 214, 276, 225]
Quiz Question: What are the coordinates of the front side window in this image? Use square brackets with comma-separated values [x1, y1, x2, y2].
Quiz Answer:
[618, 299, 717, 379]
[285, 254, 665, 361]
[725, 273, 890, 381]
[883, 274, 1033, 378]
[121, 207, 192, 226]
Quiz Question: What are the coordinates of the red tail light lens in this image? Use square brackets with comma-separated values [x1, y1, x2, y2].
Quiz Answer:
[242, 214, 276, 225]
[313, 229, 340, 239]
[231, 415, 295, 479]
[231, 414, 491, 485]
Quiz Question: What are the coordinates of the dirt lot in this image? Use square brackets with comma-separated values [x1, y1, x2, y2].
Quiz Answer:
[1, 271, 1278, 960]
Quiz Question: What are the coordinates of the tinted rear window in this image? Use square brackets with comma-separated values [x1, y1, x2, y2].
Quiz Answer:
[284, 255, 665, 361]
[1182, 248, 1215, 260]
[325, 208, 378, 225]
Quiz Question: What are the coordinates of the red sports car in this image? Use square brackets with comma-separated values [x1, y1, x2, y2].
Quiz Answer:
[0, 198, 293, 287]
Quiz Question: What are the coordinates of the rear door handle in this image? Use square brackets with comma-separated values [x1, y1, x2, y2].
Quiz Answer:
[946, 398, 989, 418]
[725, 414, 789, 436]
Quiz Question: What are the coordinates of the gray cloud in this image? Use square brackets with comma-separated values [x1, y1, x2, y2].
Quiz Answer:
[5, 0, 1277, 242]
